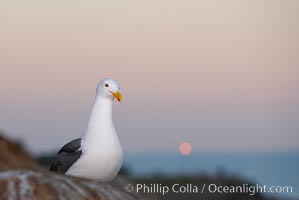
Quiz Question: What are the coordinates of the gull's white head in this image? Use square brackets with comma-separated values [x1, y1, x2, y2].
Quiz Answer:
[96, 78, 122, 102]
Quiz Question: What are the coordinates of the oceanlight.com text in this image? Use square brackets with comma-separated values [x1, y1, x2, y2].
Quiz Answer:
[125, 183, 293, 196]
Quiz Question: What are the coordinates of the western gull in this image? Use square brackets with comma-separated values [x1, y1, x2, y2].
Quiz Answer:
[50, 78, 123, 182]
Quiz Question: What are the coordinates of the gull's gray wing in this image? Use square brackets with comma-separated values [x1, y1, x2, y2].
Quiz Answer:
[50, 138, 82, 174]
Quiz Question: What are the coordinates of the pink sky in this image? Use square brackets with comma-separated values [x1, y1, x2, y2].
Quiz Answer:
[0, 0, 298, 153]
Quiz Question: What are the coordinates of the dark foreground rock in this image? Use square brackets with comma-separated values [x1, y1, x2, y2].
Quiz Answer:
[0, 170, 136, 200]
[0, 135, 41, 171]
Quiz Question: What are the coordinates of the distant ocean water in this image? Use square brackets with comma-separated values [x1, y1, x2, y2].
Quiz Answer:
[124, 151, 299, 198]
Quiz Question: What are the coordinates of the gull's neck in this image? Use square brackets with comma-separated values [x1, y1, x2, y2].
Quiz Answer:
[83, 96, 114, 140]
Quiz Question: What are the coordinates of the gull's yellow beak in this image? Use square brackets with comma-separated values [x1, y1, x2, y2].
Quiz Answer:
[111, 91, 122, 102]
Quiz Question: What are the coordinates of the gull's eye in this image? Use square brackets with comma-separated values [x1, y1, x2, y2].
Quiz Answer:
[105, 83, 109, 87]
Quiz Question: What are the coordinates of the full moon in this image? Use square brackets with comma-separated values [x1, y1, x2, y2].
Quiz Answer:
[179, 142, 192, 155]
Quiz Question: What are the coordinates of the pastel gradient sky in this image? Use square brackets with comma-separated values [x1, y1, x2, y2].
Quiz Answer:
[0, 0, 298, 153]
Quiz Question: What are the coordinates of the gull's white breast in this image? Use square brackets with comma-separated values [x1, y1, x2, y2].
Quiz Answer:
[66, 130, 123, 182]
